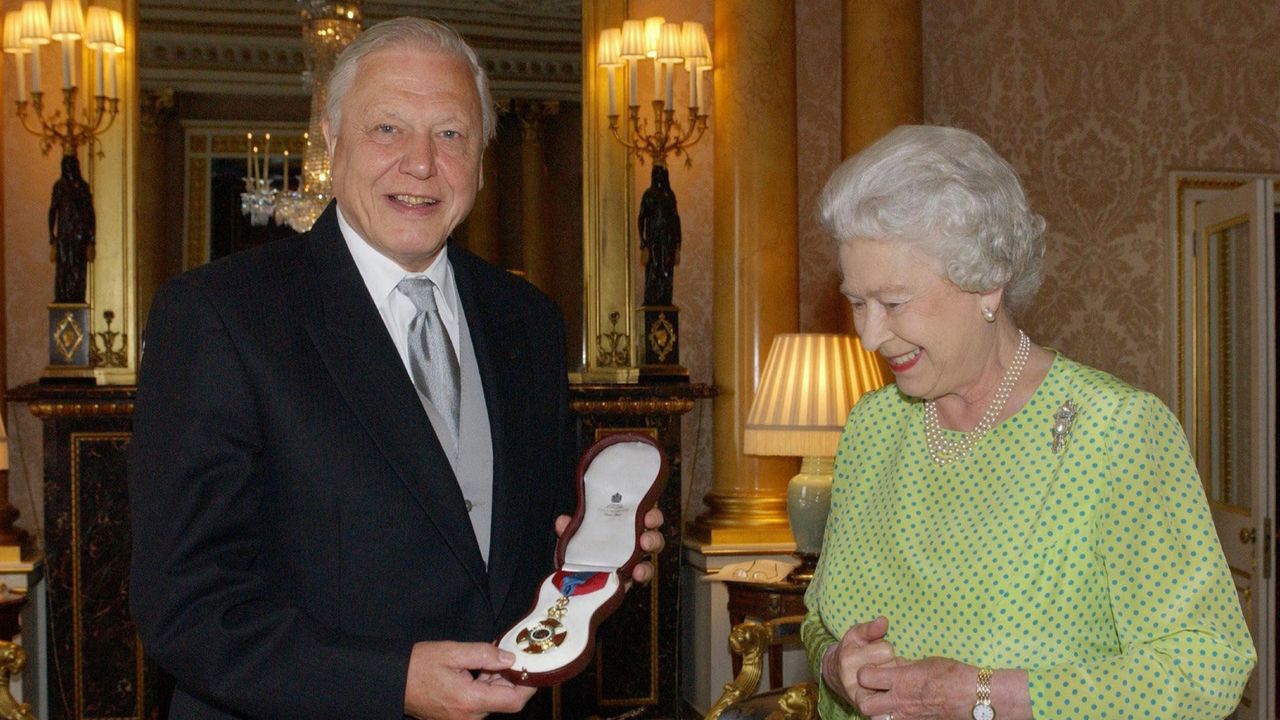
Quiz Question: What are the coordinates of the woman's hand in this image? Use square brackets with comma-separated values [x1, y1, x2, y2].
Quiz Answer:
[855, 657, 977, 720]
[821, 616, 898, 709]
[856, 658, 1033, 720]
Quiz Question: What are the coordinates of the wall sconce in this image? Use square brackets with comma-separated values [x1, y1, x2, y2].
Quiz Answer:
[3, 1, 127, 381]
[4, 1, 123, 156]
[597, 17, 711, 381]
[597, 16, 711, 167]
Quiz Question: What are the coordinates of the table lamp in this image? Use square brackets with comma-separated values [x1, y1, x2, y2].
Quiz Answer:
[744, 333, 889, 583]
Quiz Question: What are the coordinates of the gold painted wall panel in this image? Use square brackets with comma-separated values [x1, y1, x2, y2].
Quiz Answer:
[629, 0, 716, 518]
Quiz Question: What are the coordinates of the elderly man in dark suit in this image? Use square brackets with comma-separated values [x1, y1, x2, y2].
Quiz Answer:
[128, 17, 662, 720]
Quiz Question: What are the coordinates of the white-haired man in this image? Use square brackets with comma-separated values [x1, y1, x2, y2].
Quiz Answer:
[129, 17, 662, 719]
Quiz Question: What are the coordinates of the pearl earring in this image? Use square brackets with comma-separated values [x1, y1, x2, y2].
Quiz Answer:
[982, 307, 996, 323]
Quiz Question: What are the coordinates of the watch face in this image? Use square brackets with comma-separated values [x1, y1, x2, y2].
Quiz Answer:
[972, 703, 995, 720]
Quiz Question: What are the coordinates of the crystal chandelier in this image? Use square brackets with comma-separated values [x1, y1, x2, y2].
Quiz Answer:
[240, 131, 278, 226]
[274, 1, 361, 233]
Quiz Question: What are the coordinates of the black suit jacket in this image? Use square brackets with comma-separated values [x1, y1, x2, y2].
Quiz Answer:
[128, 204, 575, 718]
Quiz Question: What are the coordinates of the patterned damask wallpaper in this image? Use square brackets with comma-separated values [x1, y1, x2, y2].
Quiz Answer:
[919, 0, 1280, 401]
[682, 0, 1280, 520]
[797, 0, 1280, 404]
[796, 0, 848, 336]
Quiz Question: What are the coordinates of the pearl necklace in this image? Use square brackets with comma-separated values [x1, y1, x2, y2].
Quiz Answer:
[923, 329, 1030, 465]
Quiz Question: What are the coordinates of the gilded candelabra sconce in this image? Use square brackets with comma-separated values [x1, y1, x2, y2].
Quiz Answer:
[595, 311, 631, 368]
[3, 1, 126, 383]
[90, 309, 127, 368]
[596, 18, 710, 381]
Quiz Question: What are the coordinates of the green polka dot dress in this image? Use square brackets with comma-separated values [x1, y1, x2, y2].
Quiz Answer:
[802, 353, 1255, 719]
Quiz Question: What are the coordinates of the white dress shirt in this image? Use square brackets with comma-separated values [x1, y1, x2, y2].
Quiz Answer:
[336, 207, 461, 376]
[334, 208, 495, 563]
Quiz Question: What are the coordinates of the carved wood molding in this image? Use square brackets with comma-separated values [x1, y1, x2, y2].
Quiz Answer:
[570, 399, 697, 416]
[26, 402, 136, 419]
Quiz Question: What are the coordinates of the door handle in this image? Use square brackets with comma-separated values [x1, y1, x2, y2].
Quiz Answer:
[1241, 526, 1257, 544]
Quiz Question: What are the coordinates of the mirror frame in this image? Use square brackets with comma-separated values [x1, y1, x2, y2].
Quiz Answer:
[577, 0, 638, 383]
[87, 0, 139, 385]
[180, 123, 307, 270]
[109, 2, 638, 385]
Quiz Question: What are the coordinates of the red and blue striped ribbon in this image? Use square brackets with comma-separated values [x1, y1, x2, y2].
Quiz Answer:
[552, 570, 608, 596]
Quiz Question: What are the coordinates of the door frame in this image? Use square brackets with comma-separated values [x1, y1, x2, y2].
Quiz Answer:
[1170, 171, 1277, 717]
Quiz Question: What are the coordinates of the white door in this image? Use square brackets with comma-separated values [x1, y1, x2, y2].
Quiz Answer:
[1193, 180, 1275, 719]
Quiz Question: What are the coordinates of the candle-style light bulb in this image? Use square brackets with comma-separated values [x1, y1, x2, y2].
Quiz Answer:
[3, 11, 31, 102]
[681, 22, 708, 109]
[655, 22, 684, 111]
[263, 133, 271, 184]
[596, 27, 622, 117]
[19, 1, 51, 96]
[107, 9, 123, 99]
[85, 6, 112, 97]
[49, 0, 84, 91]
[619, 20, 644, 108]
[643, 16, 664, 99]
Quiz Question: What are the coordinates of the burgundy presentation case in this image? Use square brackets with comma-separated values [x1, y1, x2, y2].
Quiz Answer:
[496, 432, 667, 686]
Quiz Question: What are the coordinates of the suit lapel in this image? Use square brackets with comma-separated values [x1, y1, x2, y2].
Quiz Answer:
[302, 205, 489, 596]
[451, 250, 534, 613]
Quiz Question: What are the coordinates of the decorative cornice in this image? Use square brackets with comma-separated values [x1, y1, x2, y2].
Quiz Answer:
[138, 1, 581, 100]
[140, 37, 306, 75]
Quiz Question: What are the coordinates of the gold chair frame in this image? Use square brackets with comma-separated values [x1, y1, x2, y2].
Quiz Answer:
[705, 614, 818, 720]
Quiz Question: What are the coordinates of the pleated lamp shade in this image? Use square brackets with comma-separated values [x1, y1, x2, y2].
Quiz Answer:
[744, 333, 890, 458]
[49, 0, 84, 41]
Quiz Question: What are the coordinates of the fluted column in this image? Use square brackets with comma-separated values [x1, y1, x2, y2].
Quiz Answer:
[841, 0, 922, 156]
[466, 150, 501, 265]
[516, 100, 559, 292]
[690, 0, 798, 545]
[136, 89, 176, 330]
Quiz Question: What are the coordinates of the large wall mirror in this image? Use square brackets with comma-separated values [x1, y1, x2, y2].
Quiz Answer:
[134, 0, 599, 368]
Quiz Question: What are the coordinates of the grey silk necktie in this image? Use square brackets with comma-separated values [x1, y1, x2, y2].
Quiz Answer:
[396, 276, 461, 445]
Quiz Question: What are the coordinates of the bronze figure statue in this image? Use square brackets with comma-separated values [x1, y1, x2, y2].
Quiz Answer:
[49, 155, 96, 304]
[638, 164, 681, 306]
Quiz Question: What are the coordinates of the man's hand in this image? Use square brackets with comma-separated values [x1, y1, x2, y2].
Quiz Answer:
[555, 506, 665, 585]
[822, 616, 898, 709]
[403, 641, 535, 719]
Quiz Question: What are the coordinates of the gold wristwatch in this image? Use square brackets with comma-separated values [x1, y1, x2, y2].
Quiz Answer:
[971, 666, 995, 720]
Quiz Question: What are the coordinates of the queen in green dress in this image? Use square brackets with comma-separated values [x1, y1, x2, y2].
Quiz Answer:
[801, 125, 1255, 720]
